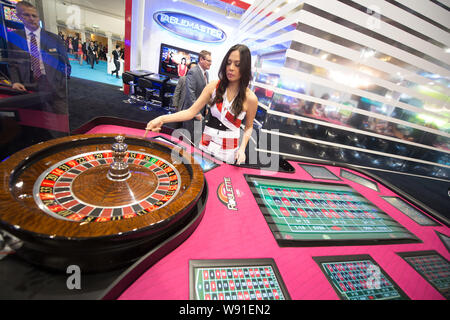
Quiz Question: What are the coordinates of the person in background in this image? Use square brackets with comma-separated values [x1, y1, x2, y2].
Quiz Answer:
[172, 62, 197, 112]
[72, 35, 79, 58]
[111, 45, 121, 78]
[180, 50, 212, 142]
[7, 1, 69, 116]
[93, 41, 99, 63]
[82, 41, 88, 62]
[102, 46, 108, 61]
[178, 57, 188, 77]
[87, 42, 97, 69]
[145, 44, 258, 165]
[7, 1, 69, 94]
[77, 41, 83, 65]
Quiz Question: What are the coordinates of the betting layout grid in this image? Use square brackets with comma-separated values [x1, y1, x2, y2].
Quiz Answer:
[190, 259, 289, 300]
[313, 255, 409, 300]
[398, 251, 450, 300]
[303, 164, 440, 227]
[33, 151, 180, 222]
[245, 174, 419, 245]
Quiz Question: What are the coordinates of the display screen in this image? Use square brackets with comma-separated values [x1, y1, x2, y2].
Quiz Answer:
[189, 259, 290, 300]
[382, 196, 440, 226]
[299, 164, 341, 181]
[313, 255, 409, 300]
[4, 6, 21, 23]
[397, 251, 450, 300]
[245, 174, 420, 246]
[159, 43, 199, 78]
[340, 169, 379, 191]
[436, 231, 450, 252]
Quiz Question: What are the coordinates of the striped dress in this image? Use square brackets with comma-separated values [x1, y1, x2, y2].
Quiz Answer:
[199, 88, 246, 164]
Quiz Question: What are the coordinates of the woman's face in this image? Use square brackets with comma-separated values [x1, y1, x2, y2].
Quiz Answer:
[226, 50, 241, 83]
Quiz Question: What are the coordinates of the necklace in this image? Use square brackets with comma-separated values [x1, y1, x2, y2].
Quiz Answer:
[226, 88, 239, 103]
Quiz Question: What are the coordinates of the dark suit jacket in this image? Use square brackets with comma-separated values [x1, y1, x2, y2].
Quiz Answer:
[87, 45, 97, 56]
[7, 28, 69, 92]
[112, 50, 120, 61]
[172, 75, 186, 111]
[182, 65, 209, 113]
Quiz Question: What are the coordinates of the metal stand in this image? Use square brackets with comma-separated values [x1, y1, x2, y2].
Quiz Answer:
[107, 135, 131, 181]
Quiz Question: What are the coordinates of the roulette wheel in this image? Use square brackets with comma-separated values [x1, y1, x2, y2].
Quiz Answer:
[0, 133, 206, 272]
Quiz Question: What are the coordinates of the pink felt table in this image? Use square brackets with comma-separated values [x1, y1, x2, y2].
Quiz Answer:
[87, 125, 450, 300]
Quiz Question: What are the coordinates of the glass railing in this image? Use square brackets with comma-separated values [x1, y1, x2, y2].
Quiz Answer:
[0, 48, 69, 161]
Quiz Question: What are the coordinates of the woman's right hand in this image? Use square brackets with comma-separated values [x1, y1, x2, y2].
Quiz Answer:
[144, 117, 164, 137]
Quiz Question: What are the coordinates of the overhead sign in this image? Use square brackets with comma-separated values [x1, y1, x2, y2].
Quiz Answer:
[153, 11, 227, 43]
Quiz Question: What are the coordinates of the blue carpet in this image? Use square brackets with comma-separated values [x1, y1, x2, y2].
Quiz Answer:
[68, 55, 122, 87]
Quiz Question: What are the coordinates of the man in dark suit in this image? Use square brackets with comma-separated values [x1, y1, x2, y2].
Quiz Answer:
[72, 36, 79, 59]
[181, 50, 212, 143]
[87, 42, 97, 69]
[111, 45, 121, 78]
[8, 1, 69, 101]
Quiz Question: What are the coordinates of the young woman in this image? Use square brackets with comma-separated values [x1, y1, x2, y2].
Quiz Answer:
[145, 44, 258, 165]
[177, 57, 188, 77]
[78, 42, 83, 65]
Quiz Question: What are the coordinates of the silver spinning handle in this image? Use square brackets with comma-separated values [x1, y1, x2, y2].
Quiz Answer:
[107, 135, 131, 181]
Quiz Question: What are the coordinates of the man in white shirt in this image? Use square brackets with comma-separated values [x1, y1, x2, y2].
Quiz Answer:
[8, 1, 69, 96]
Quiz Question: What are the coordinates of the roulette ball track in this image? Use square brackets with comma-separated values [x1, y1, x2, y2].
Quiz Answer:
[0, 134, 206, 272]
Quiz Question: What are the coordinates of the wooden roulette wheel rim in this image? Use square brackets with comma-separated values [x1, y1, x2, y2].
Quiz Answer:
[0, 133, 206, 272]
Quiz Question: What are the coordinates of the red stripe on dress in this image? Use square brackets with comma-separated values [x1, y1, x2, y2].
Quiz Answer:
[222, 138, 239, 150]
[201, 134, 212, 146]
[216, 101, 223, 113]
[225, 111, 242, 128]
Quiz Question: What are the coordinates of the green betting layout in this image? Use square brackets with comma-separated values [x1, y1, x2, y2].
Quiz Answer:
[248, 177, 418, 244]
[320, 259, 406, 300]
[402, 253, 450, 300]
[194, 265, 286, 300]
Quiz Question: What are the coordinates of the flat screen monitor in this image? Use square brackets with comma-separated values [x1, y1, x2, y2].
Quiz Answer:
[244, 174, 420, 247]
[313, 254, 409, 300]
[189, 259, 291, 300]
[4, 5, 21, 23]
[397, 251, 450, 300]
[159, 43, 199, 78]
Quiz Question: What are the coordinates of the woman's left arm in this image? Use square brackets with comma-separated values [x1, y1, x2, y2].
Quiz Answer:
[236, 91, 258, 165]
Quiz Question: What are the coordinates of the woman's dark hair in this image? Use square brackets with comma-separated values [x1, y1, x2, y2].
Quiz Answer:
[212, 44, 252, 117]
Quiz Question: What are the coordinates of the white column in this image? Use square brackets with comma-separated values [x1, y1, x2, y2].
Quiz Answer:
[130, 0, 145, 70]
[40, 0, 58, 34]
[107, 32, 113, 74]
